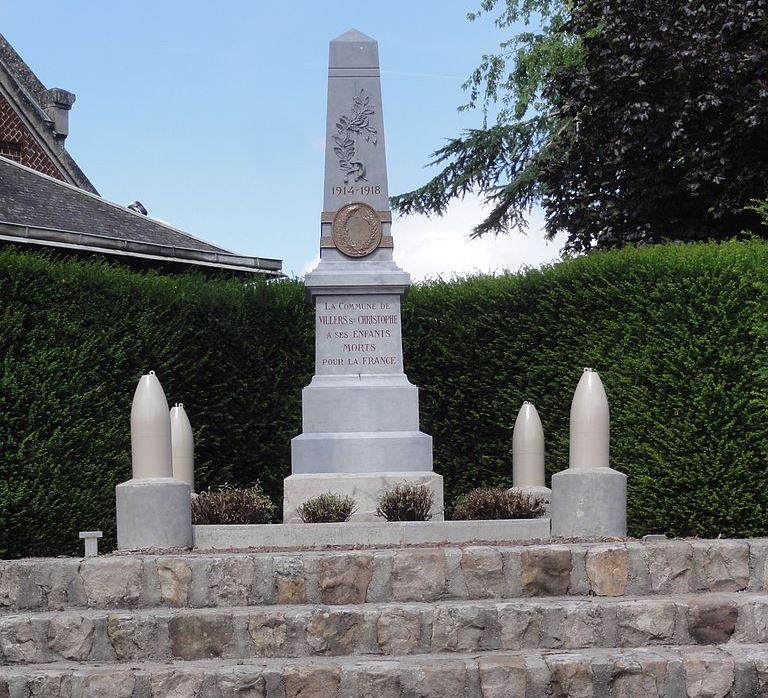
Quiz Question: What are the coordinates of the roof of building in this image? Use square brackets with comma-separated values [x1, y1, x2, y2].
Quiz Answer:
[0, 157, 282, 275]
[0, 33, 96, 193]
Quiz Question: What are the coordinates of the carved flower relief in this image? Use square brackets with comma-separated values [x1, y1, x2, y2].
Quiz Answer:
[333, 89, 378, 183]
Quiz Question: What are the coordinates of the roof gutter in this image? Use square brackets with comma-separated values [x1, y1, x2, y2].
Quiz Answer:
[0, 221, 283, 276]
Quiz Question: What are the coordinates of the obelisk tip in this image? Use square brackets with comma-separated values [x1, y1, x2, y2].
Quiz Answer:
[329, 29, 379, 70]
[331, 28, 377, 43]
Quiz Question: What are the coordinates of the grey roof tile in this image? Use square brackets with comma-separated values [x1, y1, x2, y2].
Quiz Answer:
[0, 157, 281, 274]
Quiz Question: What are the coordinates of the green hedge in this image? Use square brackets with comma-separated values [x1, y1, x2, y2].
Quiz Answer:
[404, 242, 768, 538]
[0, 251, 313, 558]
[1, 241, 767, 557]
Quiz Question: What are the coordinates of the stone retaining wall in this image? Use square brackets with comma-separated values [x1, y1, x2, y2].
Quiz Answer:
[3, 538, 768, 697]
[1, 593, 767, 664]
[1, 538, 765, 611]
[0, 646, 765, 698]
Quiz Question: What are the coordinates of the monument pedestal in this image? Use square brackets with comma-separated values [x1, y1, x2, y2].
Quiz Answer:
[287, 268, 439, 518]
[284, 472, 444, 522]
[508, 485, 552, 514]
[292, 374, 432, 474]
[550, 467, 626, 538]
[116, 477, 192, 550]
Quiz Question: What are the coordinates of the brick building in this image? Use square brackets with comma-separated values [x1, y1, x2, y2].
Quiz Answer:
[0, 33, 281, 276]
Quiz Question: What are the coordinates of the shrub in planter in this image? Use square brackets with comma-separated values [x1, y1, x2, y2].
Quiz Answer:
[452, 487, 545, 520]
[192, 485, 275, 525]
[296, 492, 356, 523]
[377, 483, 434, 521]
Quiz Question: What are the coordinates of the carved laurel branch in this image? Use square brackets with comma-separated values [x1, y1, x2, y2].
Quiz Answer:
[333, 89, 378, 182]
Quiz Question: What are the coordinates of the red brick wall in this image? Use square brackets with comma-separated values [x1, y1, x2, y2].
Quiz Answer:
[0, 94, 65, 180]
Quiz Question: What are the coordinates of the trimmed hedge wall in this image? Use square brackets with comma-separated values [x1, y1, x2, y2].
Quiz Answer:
[0, 251, 313, 558]
[1, 241, 767, 557]
[404, 242, 768, 538]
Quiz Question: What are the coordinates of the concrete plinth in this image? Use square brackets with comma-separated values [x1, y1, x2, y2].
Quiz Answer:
[283, 471, 444, 523]
[194, 516, 548, 549]
[291, 431, 433, 474]
[550, 467, 626, 538]
[301, 375, 421, 432]
[509, 485, 552, 502]
[116, 477, 193, 550]
[508, 485, 552, 514]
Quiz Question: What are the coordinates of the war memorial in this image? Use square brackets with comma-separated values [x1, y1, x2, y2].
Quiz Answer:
[113, 28, 623, 550]
[1, 29, 765, 698]
[284, 29, 442, 523]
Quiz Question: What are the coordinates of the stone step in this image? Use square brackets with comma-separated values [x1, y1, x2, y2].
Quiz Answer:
[1, 644, 767, 697]
[2, 593, 766, 665]
[2, 537, 765, 611]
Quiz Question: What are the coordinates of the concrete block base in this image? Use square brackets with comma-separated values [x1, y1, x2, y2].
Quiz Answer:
[508, 485, 552, 514]
[550, 467, 627, 538]
[283, 471, 444, 523]
[116, 477, 193, 550]
[194, 517, 549, 549]
[508, 485, 551, 503]
[291, 430, 433, 474]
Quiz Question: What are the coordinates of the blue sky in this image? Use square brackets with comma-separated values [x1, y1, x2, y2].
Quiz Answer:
[1, 1, 564, 278]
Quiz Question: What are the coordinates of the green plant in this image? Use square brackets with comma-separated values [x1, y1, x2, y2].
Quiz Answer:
[0, 248, 312, 557]
[451, 487, 545, 520]
[191, 485, 275, 525]
[296, 492, 356, 523]
[376, 483, 434, 521]
[750, 199, 768, 228]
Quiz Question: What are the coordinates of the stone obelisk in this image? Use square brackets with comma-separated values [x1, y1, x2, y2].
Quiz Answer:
[284, 29, 443, 522]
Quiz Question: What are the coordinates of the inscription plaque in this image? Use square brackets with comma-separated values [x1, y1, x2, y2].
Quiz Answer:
[315, 294, 402, 375]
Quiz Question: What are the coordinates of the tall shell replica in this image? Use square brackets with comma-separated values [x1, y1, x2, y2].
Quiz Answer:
[569, 367, 610, 470]
[118, 371, 193, 550]
[551, 367, 626, 538]
[512, 401, 545, 487]
[130, 371, 173, 479]
[170, 403, 195, 490]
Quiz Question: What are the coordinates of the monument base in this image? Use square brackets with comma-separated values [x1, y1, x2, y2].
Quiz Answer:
[283, 471, 444, 523]
[116, 477, 193, 550]
[508, 485, 552, 502]
[550, 467, 627, 538]
[194, 517, 548, 549]
[291, 430, 433, 474]
[508, 485, 552, 514]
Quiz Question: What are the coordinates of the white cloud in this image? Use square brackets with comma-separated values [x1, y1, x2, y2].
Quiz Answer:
[302, 253, 320, 276]
[392, 195, 566, 281]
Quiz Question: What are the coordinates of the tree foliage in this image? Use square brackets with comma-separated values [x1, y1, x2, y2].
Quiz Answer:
[392, 0, 768, 253]
[392, 0, 577, 238]
[546, 0, 768, 252]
